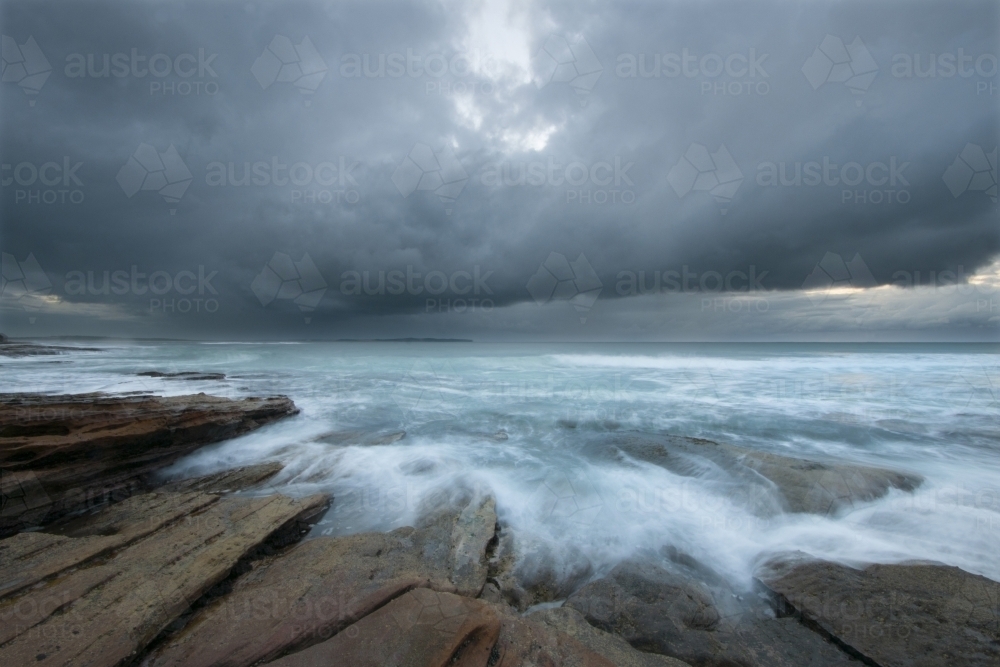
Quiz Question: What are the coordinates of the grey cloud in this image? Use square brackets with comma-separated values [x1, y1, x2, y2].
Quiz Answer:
[0, 0, 997, 340]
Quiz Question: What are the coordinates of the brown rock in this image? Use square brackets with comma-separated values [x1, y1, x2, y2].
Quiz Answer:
[0, 392, 299, 536]
[478, 581, 504, 604]
[487, 527, 531, 609]
[757, 555, 1000, 667]
[0, 564, 114, 645]
[0, 464, 284, 600]
[0, 490, 217, 599]
[158, 461, 284, 494]
[446, 496, 497, 597]
[601, 433, 922, 516]
[148, 495, 498, 667]
[0, 491, 327, 666]
[566, 557, 861, 667]
[263, 589, 501, 667]
[489, 605, 616, 667]
[530, 606, 692, 667]
[407, 494, 498, 598]
[487, 525, 594, 612]
[733, 448, 922, 516]
[147, 529, 448, 667]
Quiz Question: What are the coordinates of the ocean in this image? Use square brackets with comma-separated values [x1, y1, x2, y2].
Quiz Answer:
[3, 341, 998, 592]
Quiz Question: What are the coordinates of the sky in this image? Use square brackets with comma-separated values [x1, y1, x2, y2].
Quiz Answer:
[0, 0, 998, 341]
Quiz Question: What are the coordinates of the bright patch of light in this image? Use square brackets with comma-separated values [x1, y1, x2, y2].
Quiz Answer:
[459, 0, 533, 84]
[493, 122, 558, 152]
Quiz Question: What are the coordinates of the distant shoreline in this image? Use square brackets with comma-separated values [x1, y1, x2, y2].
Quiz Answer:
[3, 335, 998, 349]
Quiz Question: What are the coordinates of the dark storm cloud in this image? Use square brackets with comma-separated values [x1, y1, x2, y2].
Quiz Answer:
[0, 0, 997, 339]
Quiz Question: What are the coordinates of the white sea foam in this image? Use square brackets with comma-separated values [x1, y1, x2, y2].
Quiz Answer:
[6, 341, 998, 588]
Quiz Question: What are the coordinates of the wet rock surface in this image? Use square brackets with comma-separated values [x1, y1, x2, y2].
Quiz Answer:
[0, 392, 299, 535]
[599, 433, 923, 516]
[487, 602, 618, 667]
[136, 371, 227, 381]
[488, 525, 596, 612]
[1, 399, 994, 667]
[757, 555, 1000, 667]
[566, 554, 861, 667]
[530, 607, 691, 667]
[314, 428, 407, 446]
[0, 339, 101, 357]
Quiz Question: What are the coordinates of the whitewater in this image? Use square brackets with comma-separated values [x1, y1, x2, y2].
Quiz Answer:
[3, 341, 998, 591]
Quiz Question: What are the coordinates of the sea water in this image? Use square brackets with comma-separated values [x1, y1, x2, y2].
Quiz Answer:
[3, 342, 998, 589]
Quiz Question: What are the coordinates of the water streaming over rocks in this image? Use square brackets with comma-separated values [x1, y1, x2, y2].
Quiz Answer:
[4, 341, 998, 593]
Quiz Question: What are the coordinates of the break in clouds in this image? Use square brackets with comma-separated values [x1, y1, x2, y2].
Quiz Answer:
[0, 0, 997, 340]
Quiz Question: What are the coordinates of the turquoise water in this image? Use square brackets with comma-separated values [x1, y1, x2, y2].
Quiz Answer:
[3, 342, 998, 588]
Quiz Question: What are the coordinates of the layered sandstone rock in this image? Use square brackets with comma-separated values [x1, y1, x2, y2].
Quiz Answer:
[0, 485, 327, 667]
[147, 495, 499, 666]
[757, 554, 1000, 667]
[0, 392, 298, 535]
[263, 589, 502, 667]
